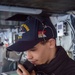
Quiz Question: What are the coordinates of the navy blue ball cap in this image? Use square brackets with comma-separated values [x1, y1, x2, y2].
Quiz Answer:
[7, 16, 57, 52]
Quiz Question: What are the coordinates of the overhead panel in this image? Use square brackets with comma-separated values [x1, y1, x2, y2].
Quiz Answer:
[0, 0, 75, 14]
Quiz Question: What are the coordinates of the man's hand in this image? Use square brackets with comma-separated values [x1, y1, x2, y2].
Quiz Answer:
[17, 64, 35, 75]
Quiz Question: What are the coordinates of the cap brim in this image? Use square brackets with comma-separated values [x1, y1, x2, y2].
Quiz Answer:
[7, 39, 43, 52]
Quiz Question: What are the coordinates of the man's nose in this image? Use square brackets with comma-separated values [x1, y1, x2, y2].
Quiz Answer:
[26, 51, 32, 59]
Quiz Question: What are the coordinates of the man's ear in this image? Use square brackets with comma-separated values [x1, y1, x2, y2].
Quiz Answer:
[48, 38, 56, 48]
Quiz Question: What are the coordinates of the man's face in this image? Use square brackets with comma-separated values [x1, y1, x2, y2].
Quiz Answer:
[25, 41, 52, 65]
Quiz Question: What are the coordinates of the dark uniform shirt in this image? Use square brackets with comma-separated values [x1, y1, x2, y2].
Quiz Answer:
[34, 46, 75, 75]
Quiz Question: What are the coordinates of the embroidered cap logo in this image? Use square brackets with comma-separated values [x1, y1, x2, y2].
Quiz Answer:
[18, 24, 30, 39]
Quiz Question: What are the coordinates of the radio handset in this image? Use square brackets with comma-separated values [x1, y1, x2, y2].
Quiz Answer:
[18, 52, 34, 73]
[19, 60, 34, 73]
